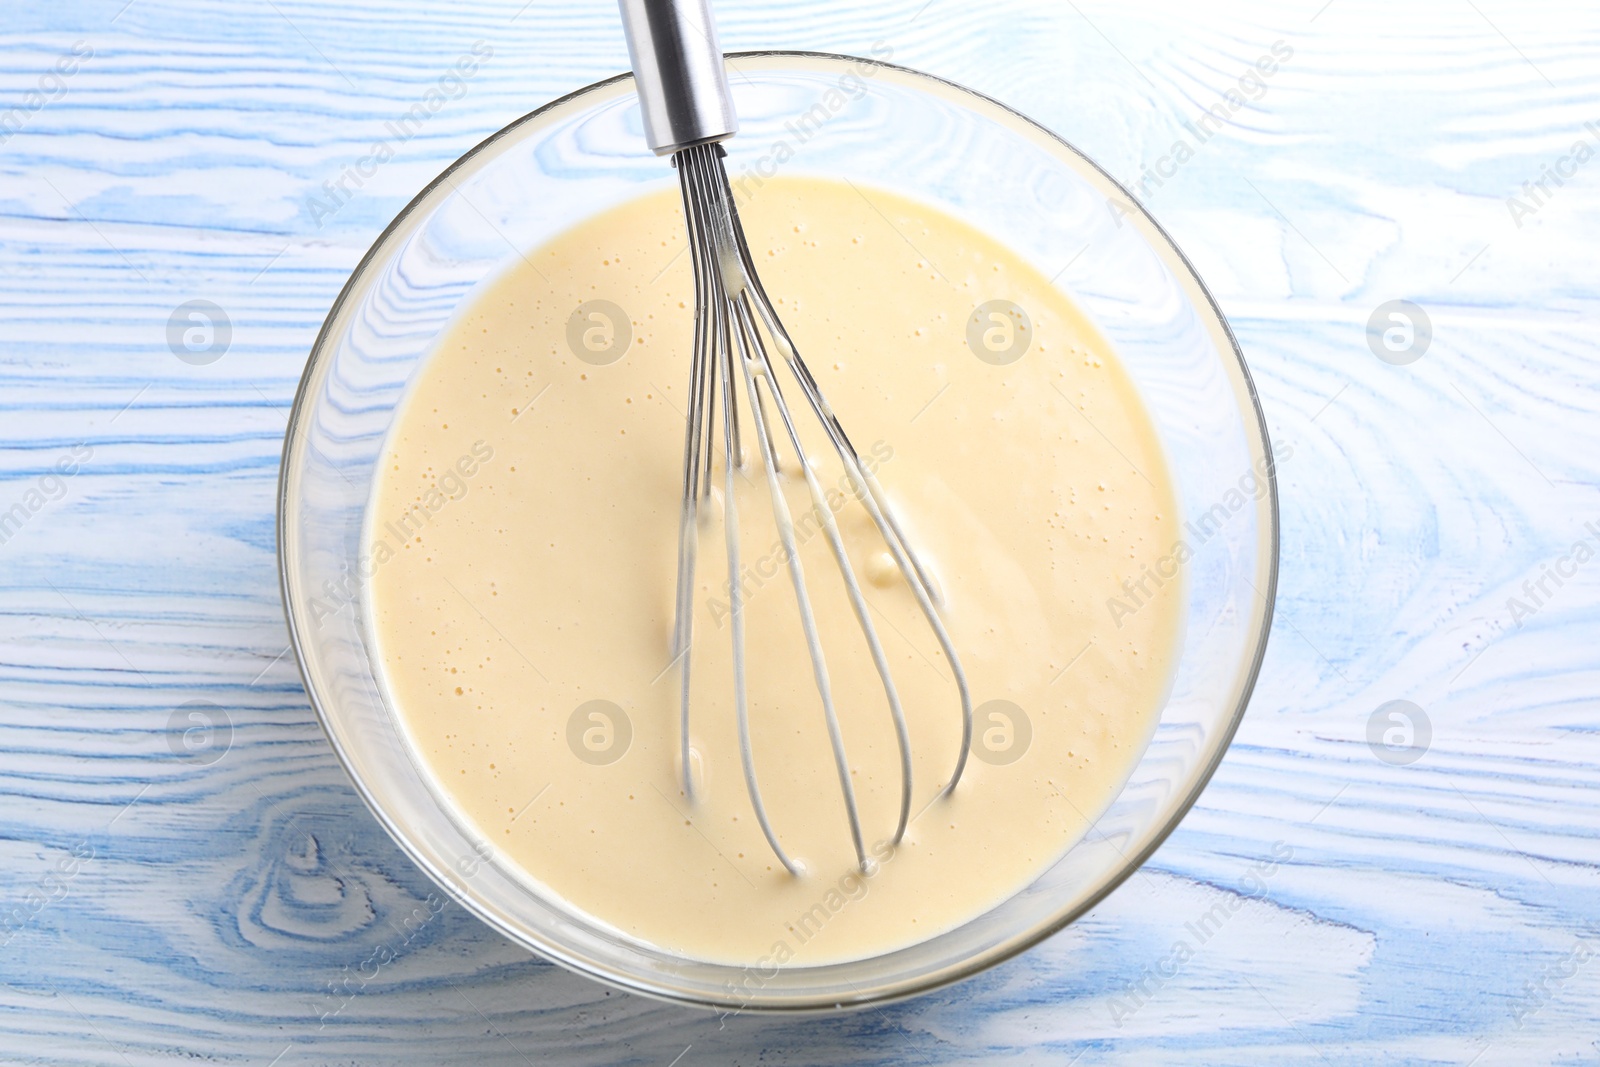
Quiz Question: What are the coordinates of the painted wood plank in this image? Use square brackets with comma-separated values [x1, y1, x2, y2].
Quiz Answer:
[2, 0, 1598, 1063]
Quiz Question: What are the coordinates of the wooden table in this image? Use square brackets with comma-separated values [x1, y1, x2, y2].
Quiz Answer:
[3, 0, 1596, 1062]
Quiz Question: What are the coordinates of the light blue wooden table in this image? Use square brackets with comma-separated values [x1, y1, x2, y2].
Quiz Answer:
[3, 0, 1597, 1062]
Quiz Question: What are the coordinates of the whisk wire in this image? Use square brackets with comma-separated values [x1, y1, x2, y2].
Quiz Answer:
[728, 292, 870, 871]
[677, 147, 802, 874]
[714, 151, 975, 802]
[670, 141, 972, 875]
[739, 294, 917, 851]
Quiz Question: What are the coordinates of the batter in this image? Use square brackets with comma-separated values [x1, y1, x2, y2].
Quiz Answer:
[367, 176, 1182, 966]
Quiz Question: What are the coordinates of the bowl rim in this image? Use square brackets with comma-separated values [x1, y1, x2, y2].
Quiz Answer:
[276, 47, 1279, 1014]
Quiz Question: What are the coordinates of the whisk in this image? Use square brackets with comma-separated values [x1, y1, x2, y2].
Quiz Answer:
[618, 0, 972, 875]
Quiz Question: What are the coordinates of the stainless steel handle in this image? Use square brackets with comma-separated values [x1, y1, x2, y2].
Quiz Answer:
[617, 0, 737, 155]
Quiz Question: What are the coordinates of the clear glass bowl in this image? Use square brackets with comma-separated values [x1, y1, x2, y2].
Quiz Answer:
[277, 51, 1277, 1012]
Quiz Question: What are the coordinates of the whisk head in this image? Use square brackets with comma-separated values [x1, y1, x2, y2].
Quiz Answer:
[668, 142, 973, 876]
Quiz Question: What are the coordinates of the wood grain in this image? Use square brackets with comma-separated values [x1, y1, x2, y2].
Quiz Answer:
[2, 0, 1598, 1062]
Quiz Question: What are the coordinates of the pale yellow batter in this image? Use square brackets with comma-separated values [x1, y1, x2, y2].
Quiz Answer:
[367, 176, 1182, 966]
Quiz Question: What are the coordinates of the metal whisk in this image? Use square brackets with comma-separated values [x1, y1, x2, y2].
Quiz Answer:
[619, 0, 972, 875]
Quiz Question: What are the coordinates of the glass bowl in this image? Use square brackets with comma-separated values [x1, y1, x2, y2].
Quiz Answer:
[277, 51, 1277, 1012]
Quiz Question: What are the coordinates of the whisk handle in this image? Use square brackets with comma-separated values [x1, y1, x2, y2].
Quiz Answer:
[617, 0, 739, 155]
